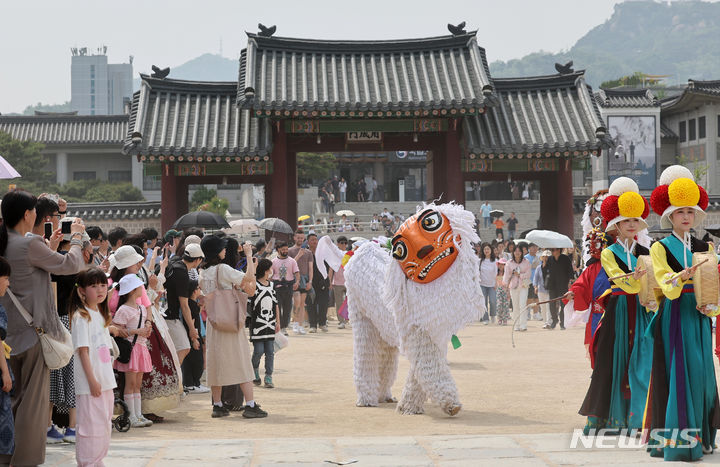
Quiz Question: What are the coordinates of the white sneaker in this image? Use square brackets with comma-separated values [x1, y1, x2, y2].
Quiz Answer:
[129, 415, 145, 428]
[194, 385, 210, 394]
[296, 326, 307, 335]
[138, 415, 153, 427]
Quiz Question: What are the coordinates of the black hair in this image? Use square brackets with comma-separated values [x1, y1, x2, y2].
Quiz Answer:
[307, 233, 317, 239]
[294, 229, 305, 235]
[108, 227, 127, 247]
[69, 267, 111, 327]
[0, 190, 38, 256]
[109, 266, 128, 283]
[188, 279, 200, 297]
[123, 233, 147, 249]
[479, 242, 496, 266]
[337, 236, 348, 243]
[255, 239, 266, 250]
[141, 228, 159, 242]
[180, 228, 204, 245]
[223, 237, 239, 268]
[34, 197, 59, 227]
[85, 226, 103, 241]
[276, 240, 288, 249]
[201, 256, 223, 269]
[512, 246, 524, 263]
[0, 257, 11, 277]
[255, 258, 273, 279]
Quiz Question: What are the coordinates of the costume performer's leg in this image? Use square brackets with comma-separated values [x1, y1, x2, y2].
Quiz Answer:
[400, 327, 461, 416]
[397, 368, 426, 415]
[378, 340, 399, 403]
[352, 311, 382, 407]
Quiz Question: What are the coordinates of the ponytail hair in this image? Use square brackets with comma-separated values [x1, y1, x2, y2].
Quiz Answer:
[69, 268, 111, 328]
[0, 190, 37, 256]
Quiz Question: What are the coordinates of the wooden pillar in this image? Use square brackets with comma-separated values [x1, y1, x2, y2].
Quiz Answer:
[539, 172, 557, 231]
[267, 125, 289, 223]
[444, 123, 465, 204]
[161, 163, 178, 232]
[556, 159, 575, 239]
[286, 151, 297, 225]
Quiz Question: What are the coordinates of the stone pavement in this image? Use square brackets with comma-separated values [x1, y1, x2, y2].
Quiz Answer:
[44, 433, 720, 466]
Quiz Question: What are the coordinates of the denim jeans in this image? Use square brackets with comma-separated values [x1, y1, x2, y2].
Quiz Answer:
[251, 340, 274, 376]
[480, 285, 497, 321]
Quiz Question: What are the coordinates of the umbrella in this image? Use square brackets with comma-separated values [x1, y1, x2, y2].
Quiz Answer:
[489, 209, 504, 218]
[0, 155, 20, 179]
[258, 217, 293, 235]
[706, 224, 720, 238]
[518, 228, 536, 239]
[336, 209, 356, 217]
[525, 230, 573, 249]
[298, 215, 311, 222]
[222, 218, 259, 235]
[172, 211, 229, 230]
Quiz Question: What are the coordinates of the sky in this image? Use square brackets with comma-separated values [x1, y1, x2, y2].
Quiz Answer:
[0, 0, 653, 114]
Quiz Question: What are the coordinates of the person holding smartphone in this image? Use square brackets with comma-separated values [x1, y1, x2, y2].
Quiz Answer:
[30, 197, 63, 251]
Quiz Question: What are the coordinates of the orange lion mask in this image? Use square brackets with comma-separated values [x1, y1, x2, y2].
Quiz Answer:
[390, 209, 459, 283]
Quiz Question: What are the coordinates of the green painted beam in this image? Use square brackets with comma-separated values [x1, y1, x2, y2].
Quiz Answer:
[143, 162, 273, 177]
[285, 118, 448, 134]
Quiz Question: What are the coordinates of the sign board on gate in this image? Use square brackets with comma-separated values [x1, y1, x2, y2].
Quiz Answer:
[346, 131, 382, 143]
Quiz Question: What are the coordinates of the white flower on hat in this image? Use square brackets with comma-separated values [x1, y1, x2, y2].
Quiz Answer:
[659, 165, 694, 186]
[608, 177, 639, 197]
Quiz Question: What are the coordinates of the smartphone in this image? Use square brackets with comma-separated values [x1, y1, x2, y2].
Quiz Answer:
[61, 222, 72, 235]
[44, 222, 53, 239]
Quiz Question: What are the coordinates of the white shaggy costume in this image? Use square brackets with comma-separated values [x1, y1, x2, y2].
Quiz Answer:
[344, 203, 485, 415]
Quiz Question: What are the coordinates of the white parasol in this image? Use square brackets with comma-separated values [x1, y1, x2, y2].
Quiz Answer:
[525, 230, 574, 249]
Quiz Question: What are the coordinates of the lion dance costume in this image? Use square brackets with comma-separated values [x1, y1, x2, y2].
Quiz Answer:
[344, 203, 485, 415]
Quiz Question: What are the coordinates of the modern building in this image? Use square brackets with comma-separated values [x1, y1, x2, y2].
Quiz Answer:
[70, 47, 133, 115]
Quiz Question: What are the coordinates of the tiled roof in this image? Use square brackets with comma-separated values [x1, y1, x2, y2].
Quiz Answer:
[461, 72, 607, 158]
[662, 79, 720, 113]
[0, 114, 128, 145]
[660, 121, 677, 139]
[238, 32, 493, 117]
[595, 88, 658, 108]
[67, 201, 161, 221]
[687, 79, 720, 96]
[123, 75, 272, 160]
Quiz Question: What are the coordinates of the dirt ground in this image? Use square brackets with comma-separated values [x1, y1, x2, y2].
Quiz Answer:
[109, 315, 625, 442]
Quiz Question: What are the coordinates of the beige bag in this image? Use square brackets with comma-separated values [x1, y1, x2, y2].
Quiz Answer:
[204, 266, 246, 332]
[693, 251, 720, 317]
[8, 289, 73, 370]
[637, 255, 660, 309]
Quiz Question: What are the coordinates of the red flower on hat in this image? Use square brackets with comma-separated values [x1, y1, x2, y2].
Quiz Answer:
[650, 185, 670, 216]
[642, 197, 650, 219]
[601, 195, 620, 222]
[699, 185, 709, 210]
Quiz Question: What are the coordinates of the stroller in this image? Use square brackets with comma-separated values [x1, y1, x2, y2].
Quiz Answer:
[112, 370, 131, 432]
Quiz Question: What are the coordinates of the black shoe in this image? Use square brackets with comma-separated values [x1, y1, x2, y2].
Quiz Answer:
[212, 405, 230, 418]
[560, 325, 566, 330]
[242, 404, 268, 418]
[223, 403, 244, 412]
[253, 378, 261, 386]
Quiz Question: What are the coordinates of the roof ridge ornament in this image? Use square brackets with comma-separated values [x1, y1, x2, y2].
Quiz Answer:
[447, 22, 466, 36]
[151, 65, 170, 79]
[554, 61, 574, 75]
[258, 23, 277, 37]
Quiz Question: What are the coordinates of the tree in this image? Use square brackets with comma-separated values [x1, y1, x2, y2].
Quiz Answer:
[297, 152, 336, 186]
[190, 186, 217, 210]
[22, 101, 72, 115]
[0, 131, 52, 193]
[200, 196, 229, 217]
[600, 72, 665, 89]
[83, 183, 144, 202]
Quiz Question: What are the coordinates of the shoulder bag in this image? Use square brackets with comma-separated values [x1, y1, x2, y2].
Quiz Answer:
[204, 266, 246, 332]
[114, 307, 143, 364]
[7, 289, 73, 370]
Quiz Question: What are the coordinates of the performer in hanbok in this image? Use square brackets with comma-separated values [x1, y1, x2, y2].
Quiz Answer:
[643, 165, 720, 461]
[579, 177, 654, 434]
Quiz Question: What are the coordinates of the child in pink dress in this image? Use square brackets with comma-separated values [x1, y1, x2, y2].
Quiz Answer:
[112, 274, 153, 428]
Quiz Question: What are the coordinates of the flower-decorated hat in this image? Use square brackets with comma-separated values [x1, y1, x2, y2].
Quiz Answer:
[600, 177, 650, 233]
[650, 165, 708, 229]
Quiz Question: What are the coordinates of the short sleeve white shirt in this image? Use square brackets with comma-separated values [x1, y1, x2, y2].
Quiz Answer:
[72, 307, 117, 395]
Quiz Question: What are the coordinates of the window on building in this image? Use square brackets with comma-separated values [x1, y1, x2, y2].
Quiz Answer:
[108, 170, 131, 182]
[74, 171, 96, 181]
[699, 116, 706, 139]
[143, 175, 161, 191]
[689, 118, 696, 140]
[718, 115, 720, 137]
[90, 64, 95, 79]
[679, 121, 686, 142]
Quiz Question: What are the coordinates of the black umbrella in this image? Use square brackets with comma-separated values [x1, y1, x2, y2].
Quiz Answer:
[706, 224, 720, 238]
[518, 228, 535, 239]
[258, 217, 293, 235]
[171, 211, 230, 230]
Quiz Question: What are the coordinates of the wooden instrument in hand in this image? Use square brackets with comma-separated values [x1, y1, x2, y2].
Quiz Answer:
[608, 269, 645, 282]
[664, 258, 709, 284]
[637, 255, 660, 309]
[691, 253, 720, 317]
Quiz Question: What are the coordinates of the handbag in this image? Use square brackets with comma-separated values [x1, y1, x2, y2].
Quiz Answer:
[204, 266, 245, 332]
[7, 289, 73, 370]
[273, 331, 289, 353]
[113, 307, 142, 364]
